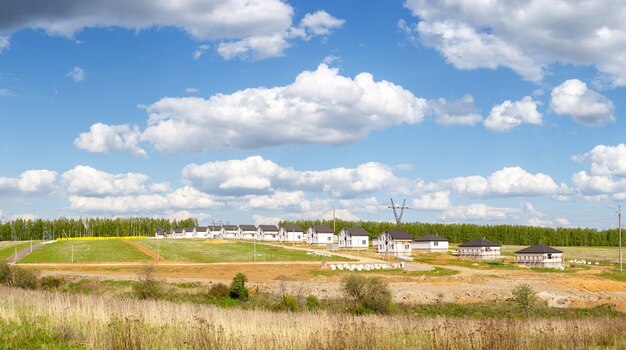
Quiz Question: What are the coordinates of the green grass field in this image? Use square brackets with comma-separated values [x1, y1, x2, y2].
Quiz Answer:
[19, 240, 152, 263]
[138, 240, 351, 263]
[0, 241, 42, 260]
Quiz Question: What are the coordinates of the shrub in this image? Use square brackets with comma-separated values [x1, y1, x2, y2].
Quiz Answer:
[0, 261, 11, 284]
[11, 267, 39, 289]
[208, 283, 230, 298]
[133, 265, 162, 300]
[41, 275, 64, 289]
[342, 275, 392, 314]
[306, 294, 320, 311]
[512, 284, 537, 316]
[229, 273, 249, 300]
[280, 293, 300, 312]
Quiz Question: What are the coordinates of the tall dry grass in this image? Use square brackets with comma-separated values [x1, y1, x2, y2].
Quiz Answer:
[0, 286, 624, 349]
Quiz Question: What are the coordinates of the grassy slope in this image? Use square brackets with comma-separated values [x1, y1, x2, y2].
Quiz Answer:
[138, 240, 351, 262]
[0, 241, 42, 260]
[19, 240, 151, 263]
[0, 319, 84, 350]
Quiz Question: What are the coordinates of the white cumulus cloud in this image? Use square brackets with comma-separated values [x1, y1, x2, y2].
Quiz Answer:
[573, 144, 626, 176]
[61, 165, 149, 196]
[484, 96, 542, 132]
[74, 123, 146, 156]
[0, 169, 58, 194]
[412, 191, 451, 211]
[429, 95, 483, 126]
[550, 79, 615, 125]
[66, 66, 86, 82]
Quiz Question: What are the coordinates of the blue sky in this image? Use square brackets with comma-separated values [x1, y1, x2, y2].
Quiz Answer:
[0, 0, 625, 228]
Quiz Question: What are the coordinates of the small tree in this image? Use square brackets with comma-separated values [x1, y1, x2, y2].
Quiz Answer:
[512, 283, 537, 316]
[229, 273, 249, 300]
[306, 294, 321, 311]
[208, 283, 230, 298]
[133, 265, 162, 300]
[342, 275, 392, 314]
[11, 267, 39, 289]
[280, 293, 300, 312]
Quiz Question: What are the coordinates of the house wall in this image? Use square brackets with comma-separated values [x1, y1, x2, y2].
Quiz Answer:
[413, 241, 448, 252]
[260, 231, 279, 241]
[281, 229, 304, 242]
[376, 234, 412, 255]
[348, 236, 369, 249]
[240, 231, 256, 240]
[209, 231, 221, 239]
[458, 247, 501, 260]
[515, 253, 563, 268]
[313, 233, 336, 246]
[222, 230, 238, 239]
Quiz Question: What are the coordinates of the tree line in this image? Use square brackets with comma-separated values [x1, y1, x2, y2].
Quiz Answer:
[280, 219, 624, 247]
[0, 217, 198, 241]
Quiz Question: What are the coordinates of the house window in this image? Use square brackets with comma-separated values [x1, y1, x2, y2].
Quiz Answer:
[434, 241, 439, 246]
[297, 235, 301, 239]
[327, 236, 331, 241]
[362, 240, 366, 245]
[405, 244, 410, 249]
[547, 254, 552, 259]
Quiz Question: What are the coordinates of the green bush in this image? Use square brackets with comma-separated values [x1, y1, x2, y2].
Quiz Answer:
[342, 275, 392, 314]
[208, 283, 230, 298]
[0, 261, 11, 284]
[40, 275, 64, 289]
[306, 294, 321, 311]
[280, 293, 300, 312]
[229, 273, 249, 300]
[133, 265, 162, 300]
[11, 267, 39, 289]
[512, 283, 537, 316]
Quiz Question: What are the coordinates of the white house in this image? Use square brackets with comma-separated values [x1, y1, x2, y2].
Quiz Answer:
[279, 224, 305, 243]
[376, 230, 413, 256]
[413, 234, 449, 253]
[338, 227, 370, 249]
[258, 225, 279, 241]
[208, 226, 222, 239]
[458, 238, 501, 260]
[183, 227, 196, 238]
[307, 225, 336, 246]
[238, 225, 257, 240]
[172, 228, 184, 238]
[515, 244, 564, 268]
[195, 226, 209, 238]
[221, 225, 239, 239]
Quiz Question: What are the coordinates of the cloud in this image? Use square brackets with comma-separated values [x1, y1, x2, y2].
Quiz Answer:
[403, 0, 626, 86]
[0, 169, 58, 194]
[550, 79, 615, 125]
[61, 165, 149, 196]
[439, 203, 514, 221]
[11, 213, 37, 221]
[185, 88, 199, 94]
[573, 144, 626, 176]
[0, 1, 344, 61]
[429, 95, 483, 126]
[66, 66, 85, 82]
[79, 64, 428, 155]
[0, 36, 9, 53]
[0, 89, 14, 97]
[150, 182, 171, 193]
[484, 96, 542, 132]
[68, 186, 223, 213]
[444, 166, 559, 198]
[182, 155, 398, 198]
[245, 191, 308, 211]
[192, 45, 209, 60]
[412, 191, 452, 211]
[74, 123, 146, 156]
[571, 171, 626, 196]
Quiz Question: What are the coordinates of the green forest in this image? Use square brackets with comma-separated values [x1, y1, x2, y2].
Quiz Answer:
[281, 219, 624, 247]
[0, 217, 198, 241]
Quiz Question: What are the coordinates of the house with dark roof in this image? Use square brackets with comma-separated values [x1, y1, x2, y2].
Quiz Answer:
[376, 230, 413, 256]
[238, 225, 257, 240]
[173, 228, 184, 238]
[208, 226, 222, 239]
[306, 225, 337, 246]
[515, 244, 563, 269]
[258, 225, 279, 241]
[195, 226, 208, 239]
[221, 225, 238, 239]
[183, 227, 196, 239]
[338, 227, 370, 249]
[457, 238, 501, 260]
[413, 234, 449, 253]
[279, 224, 305, 243]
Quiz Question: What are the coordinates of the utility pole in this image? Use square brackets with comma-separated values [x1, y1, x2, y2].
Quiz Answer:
[389, 198, 409, 226]
[618, 205, 623, 272]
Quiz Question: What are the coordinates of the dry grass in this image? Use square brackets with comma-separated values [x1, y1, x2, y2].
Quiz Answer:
[1, 286, 625, 349]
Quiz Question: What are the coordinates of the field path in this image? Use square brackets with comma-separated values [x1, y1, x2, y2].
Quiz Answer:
[7, 241, 56, 263]
[124, 240, 164, 262]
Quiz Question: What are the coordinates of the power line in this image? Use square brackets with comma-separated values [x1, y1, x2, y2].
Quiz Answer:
[388, 198, 409, 226]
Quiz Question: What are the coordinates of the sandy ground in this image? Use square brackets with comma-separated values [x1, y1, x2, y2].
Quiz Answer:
[15, 243, 626, 312]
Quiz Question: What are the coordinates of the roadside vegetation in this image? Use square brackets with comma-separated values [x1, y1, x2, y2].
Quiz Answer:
[0, 241, 42, 260]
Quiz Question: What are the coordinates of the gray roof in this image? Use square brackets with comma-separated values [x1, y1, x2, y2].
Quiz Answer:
[183, 227, 195, 232]
[516, 244, 562, 254]
[414, 234, 448, 242]
[311, 225, 334, 233]
[174, 229, 184, 233]
[195, 226, 207, 231]
[343, 227, 369, 236]
[208, 226, 222, 231]
[282, 224, 304, 232]
[222, 225, 238, 230]
[259, 225, 278, 232]
[239, 225, 257, 231]
[458, 238, 500, 247]
[382, 230, 412, 240]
